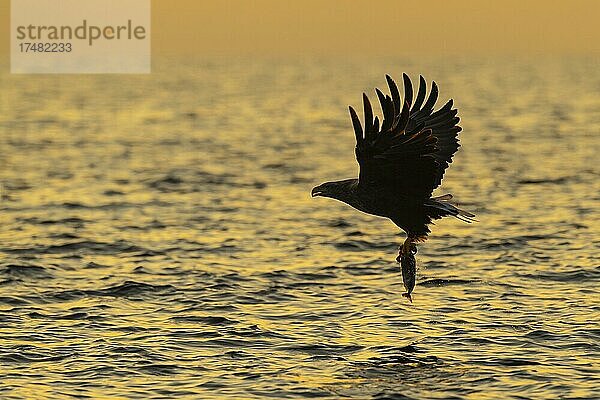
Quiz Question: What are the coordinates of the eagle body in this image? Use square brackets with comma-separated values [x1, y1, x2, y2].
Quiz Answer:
[312, 74, 475, 242]
[312, 178, 460, 240]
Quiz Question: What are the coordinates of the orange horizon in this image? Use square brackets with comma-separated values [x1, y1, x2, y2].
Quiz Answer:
[1, 0, 600, 59]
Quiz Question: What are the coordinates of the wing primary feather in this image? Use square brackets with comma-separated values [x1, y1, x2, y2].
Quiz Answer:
[398, 100, 410, 133]
[403, 73, 413, 106]
[363, 93, 374, 138]
[348, 106, 363, 143]
[375, 88, 386, 114]
[373, 116, 380, 133]
[386, 96, 397, 132]
[376, 88, 393, 132]
[430, 99, 453, 118]
[411, 75, 427, 112]
[423, 81, 439, 112]
[385, 75, 401, 114]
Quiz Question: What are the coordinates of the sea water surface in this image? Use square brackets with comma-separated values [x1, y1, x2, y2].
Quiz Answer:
[0, 57, 599, 399]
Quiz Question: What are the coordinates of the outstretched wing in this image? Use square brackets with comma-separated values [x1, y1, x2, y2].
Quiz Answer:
[405, 75, 462, 189]
[350, 74, 461, 199]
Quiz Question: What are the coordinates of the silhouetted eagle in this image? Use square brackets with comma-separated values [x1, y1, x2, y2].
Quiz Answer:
[311, 74, 475, 300]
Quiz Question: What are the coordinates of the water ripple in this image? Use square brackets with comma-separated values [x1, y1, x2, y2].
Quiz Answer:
[0, 57, 598, 399]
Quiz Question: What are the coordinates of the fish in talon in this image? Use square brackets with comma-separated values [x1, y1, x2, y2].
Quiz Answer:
[399, 239, 417, 302]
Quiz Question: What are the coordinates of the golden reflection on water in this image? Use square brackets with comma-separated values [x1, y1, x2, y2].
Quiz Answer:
[0, 57, 599, 399]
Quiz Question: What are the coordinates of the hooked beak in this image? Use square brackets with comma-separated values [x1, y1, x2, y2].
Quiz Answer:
[311, 186, 323, 197]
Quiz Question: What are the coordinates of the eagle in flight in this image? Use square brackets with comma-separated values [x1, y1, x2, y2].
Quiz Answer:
[311, 74, 475, 301]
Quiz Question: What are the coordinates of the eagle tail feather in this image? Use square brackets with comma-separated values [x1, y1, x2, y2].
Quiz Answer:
[426, 195, 477, 223]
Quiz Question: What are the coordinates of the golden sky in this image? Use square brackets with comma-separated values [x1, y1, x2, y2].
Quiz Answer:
[1, 0, 600, 58]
